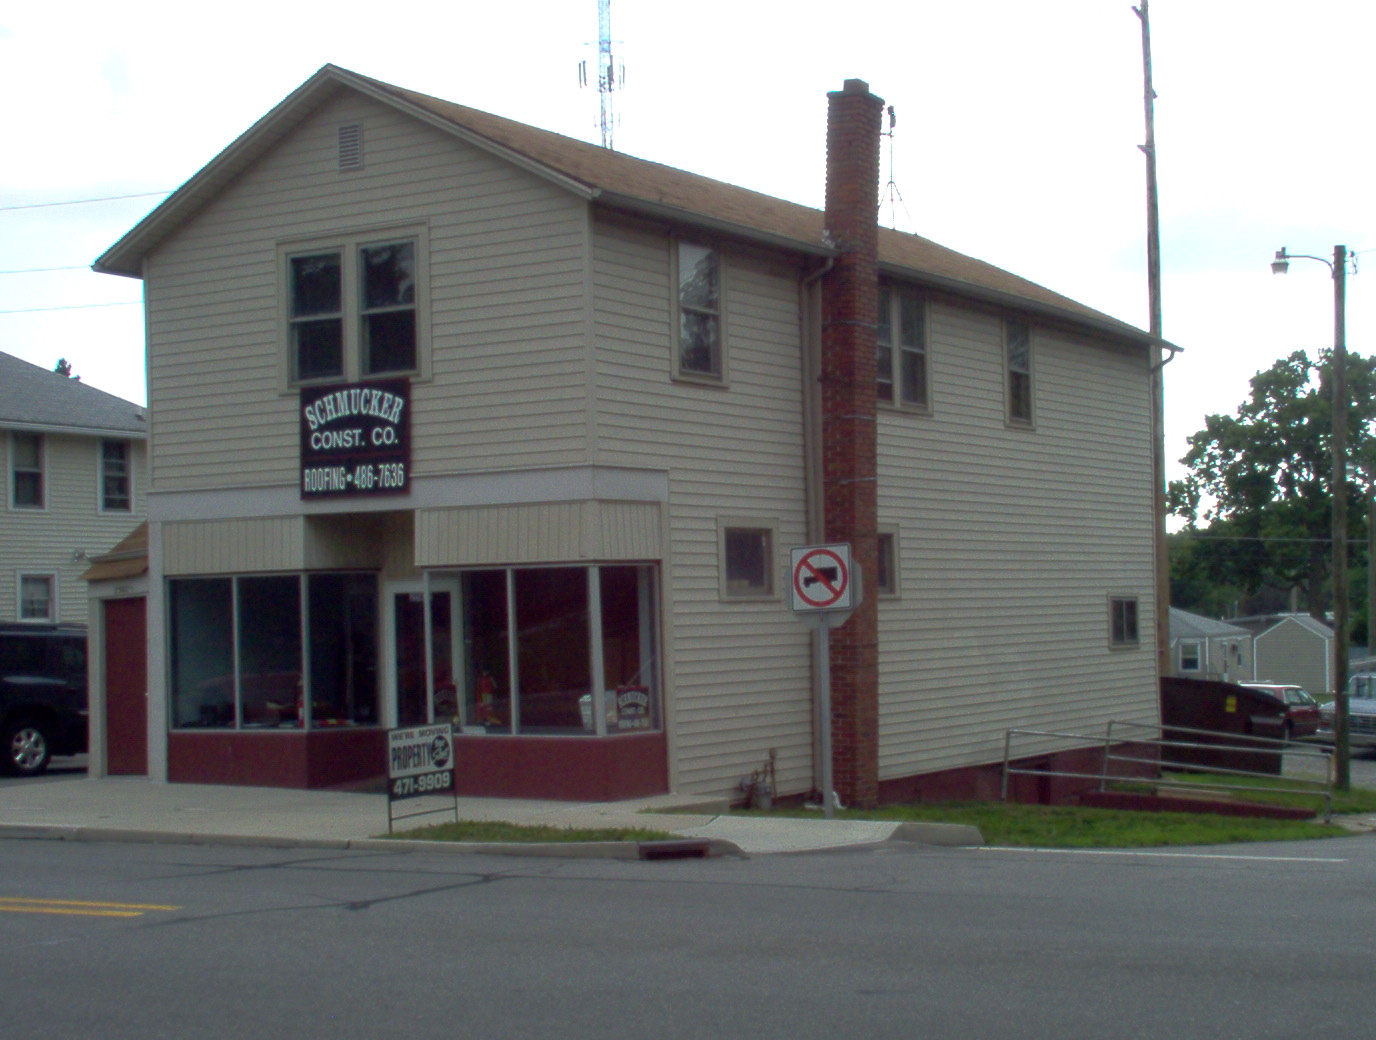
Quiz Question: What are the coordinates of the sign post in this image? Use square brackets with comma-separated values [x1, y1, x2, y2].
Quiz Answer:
[789, 544, 860, 819]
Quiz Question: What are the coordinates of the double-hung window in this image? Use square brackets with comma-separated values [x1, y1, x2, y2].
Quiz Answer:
[287, 232, 421, 384]
[1006, 318, 1033, 424]
[100, 439, 131, 512]
[877, 288, 927, 408]
[719, 520, 776, 599]
[18, 574, 55, 622]
[676, 241, 723, 380]
[10, 432, 43, 509]
[1110, 596, 1140, 648]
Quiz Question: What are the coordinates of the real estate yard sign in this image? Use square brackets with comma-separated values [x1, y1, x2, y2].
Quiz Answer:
[386, 724, 457, 832]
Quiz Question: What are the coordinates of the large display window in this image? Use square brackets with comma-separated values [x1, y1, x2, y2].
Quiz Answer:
[168, 572, 378, 729]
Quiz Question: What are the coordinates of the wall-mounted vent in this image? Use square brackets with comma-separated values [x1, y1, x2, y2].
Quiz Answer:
[338, 123, 363, 171]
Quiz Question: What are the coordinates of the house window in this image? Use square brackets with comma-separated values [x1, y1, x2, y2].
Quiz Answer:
[720, 522, 775, 598]
[1179, 640, 1202, 671]
[100, 439, 131, 512]
[10, 432, 44, 509]
[169, 573, 379, 730]
[876, 528, 900, 596]
[286, 232, 421, 384]
[1006, 318, 1033, 423]
[1110, 596, 1140, 647]
[877, 288, 927, 408]
[676, 241, 723, 379]
[18, 574, 56, 622]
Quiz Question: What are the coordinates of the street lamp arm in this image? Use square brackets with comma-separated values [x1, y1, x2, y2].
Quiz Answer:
[1272, 247, 1335, 276]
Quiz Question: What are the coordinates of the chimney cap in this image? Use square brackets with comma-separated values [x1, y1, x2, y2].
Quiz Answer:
[839, 78, 870, 95]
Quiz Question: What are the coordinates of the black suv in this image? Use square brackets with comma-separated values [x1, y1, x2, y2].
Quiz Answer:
[0, 623, 88, 776]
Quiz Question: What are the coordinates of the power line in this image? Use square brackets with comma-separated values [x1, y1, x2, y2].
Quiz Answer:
[0, 300, 140, 315]
[0, 191, 170, 212]
[0, 265, 88, 275]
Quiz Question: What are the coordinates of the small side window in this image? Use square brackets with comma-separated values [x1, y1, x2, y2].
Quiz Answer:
[1110, 596, 1139, 648]
[11, 432, 44, 509]
[719, 522, 775, 599]
[18, 574, 56, 622]
[876, 528, 900, 597]
[1006, 318, 1032, 424]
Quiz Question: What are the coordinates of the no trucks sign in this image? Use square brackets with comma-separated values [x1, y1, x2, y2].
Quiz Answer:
[790, 544, 855, 613]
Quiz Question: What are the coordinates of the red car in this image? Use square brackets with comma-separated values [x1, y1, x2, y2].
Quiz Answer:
[1240, 683, 1321, 740]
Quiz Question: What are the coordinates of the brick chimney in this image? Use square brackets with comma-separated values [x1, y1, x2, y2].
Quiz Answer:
[821, 79, 884, 809]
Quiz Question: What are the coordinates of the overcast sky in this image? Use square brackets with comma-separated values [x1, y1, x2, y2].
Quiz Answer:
[2, 1, 1372, 486]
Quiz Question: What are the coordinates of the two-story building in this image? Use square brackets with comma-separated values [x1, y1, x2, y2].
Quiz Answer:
[95, 66, 1163, 804]
[1, 351, 147, 625]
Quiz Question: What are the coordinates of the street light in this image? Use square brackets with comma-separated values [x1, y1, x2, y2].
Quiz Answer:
[1272, 244, 1351, 789]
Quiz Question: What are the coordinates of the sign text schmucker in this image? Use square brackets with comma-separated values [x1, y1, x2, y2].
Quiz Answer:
[300, 379, 410, 498]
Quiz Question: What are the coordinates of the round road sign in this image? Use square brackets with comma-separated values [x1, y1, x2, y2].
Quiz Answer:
[791, 546, 851, 610]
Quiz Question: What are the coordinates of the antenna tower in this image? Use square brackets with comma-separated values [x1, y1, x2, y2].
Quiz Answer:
[880, 105, 911, 231]
[577, 0, 622, 149]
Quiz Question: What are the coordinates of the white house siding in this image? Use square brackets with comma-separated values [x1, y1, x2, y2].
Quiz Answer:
[876, 302, 1158, 779]
[1, 433, 146, 623]
[591, 221, 814, 797]
[143, 91, 593, 495]
[414, 501, 661, 566]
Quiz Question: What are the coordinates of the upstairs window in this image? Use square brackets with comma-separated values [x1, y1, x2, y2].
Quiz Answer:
[676, 241, 723, 380]
[10, 432, 43, 509]
[100, 439, 131, 512]
[1006, 318, 1033, 423]
[877, 288, 927, 409]
[720, 521, 775, 599]
[286, 232, 421, 384]
[1110, 596, 1140, 648]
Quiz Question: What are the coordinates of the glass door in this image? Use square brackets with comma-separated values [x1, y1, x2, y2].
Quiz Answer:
[384, 580, 460, 728]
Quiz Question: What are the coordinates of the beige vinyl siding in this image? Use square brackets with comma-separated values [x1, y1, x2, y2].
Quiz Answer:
[877, 302, 1158, 778]
[144, 92, 592, 493]
[415, 501, 661, 566]
[1, 434, 147, 623]
[1254, 620, 1331, 694]
[592, 222, 814, 797]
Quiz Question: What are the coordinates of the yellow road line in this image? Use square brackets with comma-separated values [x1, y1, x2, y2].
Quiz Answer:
[0, 896, 181, 917]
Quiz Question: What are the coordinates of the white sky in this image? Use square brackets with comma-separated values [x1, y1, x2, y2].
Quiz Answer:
[2, 0, 1372, 487]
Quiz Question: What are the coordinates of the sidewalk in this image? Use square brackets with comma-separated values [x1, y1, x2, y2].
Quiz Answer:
[0, 773, 982, 857]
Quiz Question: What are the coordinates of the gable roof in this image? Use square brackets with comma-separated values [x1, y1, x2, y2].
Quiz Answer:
[0, 351, 147, 437]
[1230, 613, 1334, 641]
[95, 64, 1161, 349]
[1168, 607, 1251, 642]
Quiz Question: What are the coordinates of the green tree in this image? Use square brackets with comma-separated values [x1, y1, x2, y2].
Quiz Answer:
[1169, 349, 1376, 624]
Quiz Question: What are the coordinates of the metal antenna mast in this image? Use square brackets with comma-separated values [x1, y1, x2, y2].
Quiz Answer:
[577, 0, 622, 149]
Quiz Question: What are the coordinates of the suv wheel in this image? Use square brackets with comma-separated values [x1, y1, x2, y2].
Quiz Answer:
[2, 719, 52, 777]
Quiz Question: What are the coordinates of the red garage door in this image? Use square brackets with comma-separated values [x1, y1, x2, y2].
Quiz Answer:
[103, 597, 147, 775]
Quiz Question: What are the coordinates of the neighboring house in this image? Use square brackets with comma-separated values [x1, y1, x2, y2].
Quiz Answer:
[1167, 607, 1252, 683]
[93, 66, 1164, 803]
[1, 352, 147, 625]
[1230, 613, 1333, 695]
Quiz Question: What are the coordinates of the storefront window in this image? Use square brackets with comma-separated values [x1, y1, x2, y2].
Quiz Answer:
[453, 565, 659, 736]
[516, 568, 591, 734]
[309, 574, 378, 726]
[168, 572, 378, 730]
[170, 579, 234, 728]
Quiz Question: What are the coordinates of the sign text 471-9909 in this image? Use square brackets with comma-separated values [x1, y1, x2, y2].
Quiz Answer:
[299, 378, 411, 499]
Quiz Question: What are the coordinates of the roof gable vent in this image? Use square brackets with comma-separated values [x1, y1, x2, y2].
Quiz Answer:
[338, 123, 363, 171]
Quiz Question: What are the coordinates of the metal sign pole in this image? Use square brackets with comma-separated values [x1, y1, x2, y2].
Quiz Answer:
[817, 613, 835, 820]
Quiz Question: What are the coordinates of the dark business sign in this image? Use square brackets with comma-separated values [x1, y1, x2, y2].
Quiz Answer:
[387, 724, 456, 802]
[300, 379, 410, 498]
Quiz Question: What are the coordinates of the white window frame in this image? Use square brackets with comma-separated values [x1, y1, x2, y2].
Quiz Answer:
[877, 287, 929, 410]
[281, 225, 429, 388]
[1109, 595, 1140, 649]
[9, 431, 45, 510]
[1179, 640, 1202, 672]
[718, 518, 778, 600]
[17, 573, 56, 622]
[1005, 317, 1033, 425]
[99, 438, 133, 513]
[673, 239, 727, 384]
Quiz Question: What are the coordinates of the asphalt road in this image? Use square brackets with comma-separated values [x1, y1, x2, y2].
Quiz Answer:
[1, 833, 1369, 1039]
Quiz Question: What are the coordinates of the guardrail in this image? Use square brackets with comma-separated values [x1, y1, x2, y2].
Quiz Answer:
[1001, 720, 1334, 821]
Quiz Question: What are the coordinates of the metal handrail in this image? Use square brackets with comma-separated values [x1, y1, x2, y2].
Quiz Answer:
[1001, 721, 1334, 821]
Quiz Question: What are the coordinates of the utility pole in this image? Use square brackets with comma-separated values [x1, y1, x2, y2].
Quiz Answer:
[1134, 1, 1172, 680]
[1333, 243, 1350, 790]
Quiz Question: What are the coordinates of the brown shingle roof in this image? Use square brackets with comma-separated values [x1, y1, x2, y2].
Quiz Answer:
[98, 65, 1155, 345]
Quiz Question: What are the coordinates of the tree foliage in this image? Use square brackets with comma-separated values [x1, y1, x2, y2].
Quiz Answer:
[1169, 349, 1376, 620]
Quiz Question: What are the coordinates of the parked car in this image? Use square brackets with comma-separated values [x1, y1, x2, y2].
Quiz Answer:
[1239, 682, 1320, 740]
[0, 623, 89, 776]
[1318, 673, 1376, 748]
